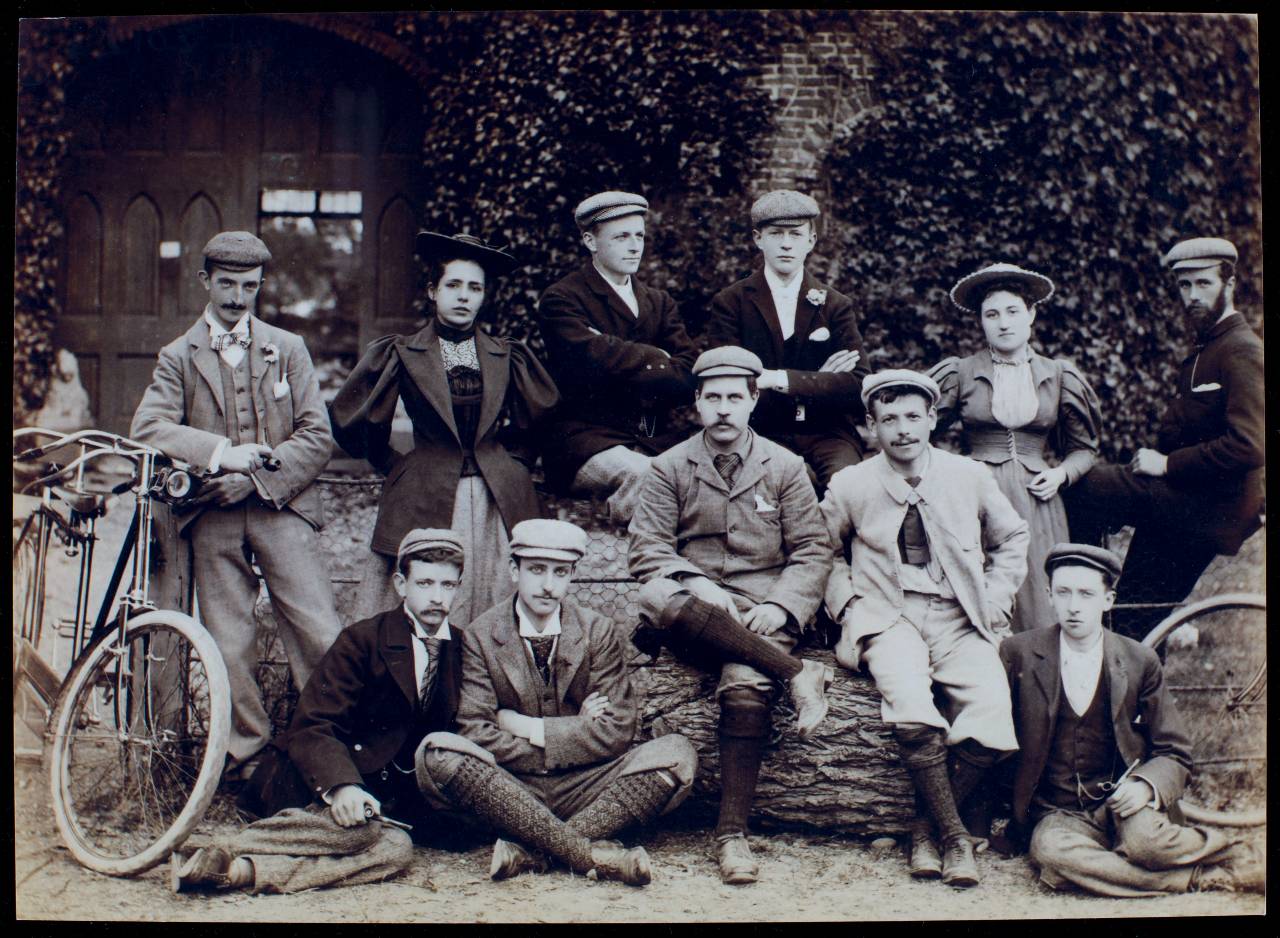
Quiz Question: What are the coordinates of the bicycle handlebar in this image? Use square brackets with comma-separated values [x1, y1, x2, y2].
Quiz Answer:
[13, 427, 158, 464]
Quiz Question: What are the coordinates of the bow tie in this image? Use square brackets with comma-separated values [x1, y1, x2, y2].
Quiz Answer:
[212, 332, 252, 352]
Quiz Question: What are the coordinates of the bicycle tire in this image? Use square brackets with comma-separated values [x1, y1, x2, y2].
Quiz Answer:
[1142, 593, 1266, 828]
[47, 610, 231, 876]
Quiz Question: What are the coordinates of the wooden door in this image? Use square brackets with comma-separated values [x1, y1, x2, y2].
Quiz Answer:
[57, 17, 427, 434]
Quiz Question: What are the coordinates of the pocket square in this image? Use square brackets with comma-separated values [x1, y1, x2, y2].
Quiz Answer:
[273, 378, 291, 400]
[1191, 382, 1222, 392]
[807, 327, 831, 342]
[754, 493, 778, 512]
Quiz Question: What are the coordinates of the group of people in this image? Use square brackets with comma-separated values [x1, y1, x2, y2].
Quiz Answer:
[126, 185, 1263, 903]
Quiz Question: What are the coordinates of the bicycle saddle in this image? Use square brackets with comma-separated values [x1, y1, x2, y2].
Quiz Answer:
[52, 486, 108, 517]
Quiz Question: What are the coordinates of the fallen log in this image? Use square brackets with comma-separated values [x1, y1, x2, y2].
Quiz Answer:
[631, 647, 915, 835]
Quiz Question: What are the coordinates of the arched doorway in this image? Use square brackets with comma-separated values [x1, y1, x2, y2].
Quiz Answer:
[57, 16, 428, 433]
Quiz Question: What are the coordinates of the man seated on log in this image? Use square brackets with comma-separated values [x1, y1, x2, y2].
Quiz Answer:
[171, 529, 470, 894]
[417, 518, 698, 887]
[705, 189, 869, 491]
[1000, 543, 1264, 897]
[820, 370, 1028, 889]
[627, 345, 834, 886]
[536, 191, 699, 524]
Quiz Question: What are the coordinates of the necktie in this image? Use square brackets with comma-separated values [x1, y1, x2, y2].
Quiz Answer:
[898, 476, 931, 565]
[212, 332, 252, 352]
[528, 636, 556, 685]
[413, 634, 443, 713]
[713, 453, 742, 487]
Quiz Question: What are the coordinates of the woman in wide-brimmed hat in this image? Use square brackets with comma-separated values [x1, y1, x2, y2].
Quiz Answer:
[928, 263, 1102, 633]
[331, 231, 559, 624]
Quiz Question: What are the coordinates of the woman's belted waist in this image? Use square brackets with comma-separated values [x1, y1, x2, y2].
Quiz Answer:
[965, 426, 1052, 467]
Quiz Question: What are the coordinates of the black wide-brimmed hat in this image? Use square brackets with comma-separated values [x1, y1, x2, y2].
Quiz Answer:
[415, 231, 518, 277]
[949, 262, 1055, 313]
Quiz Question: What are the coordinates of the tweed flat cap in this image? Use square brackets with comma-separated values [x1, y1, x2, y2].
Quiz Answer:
[1044, 542, 1123, 585]
[860, 369, 941, 410]
[202, 231, 272, 271]
[415, 231, 517, 277]
[574, 191, 649, 230]
[693, 345, 764, 380]
[396, 527, 465, 565]
[510, 519, 588, 563]
[751, 189, 820, 227]
[950, 263, 1055, 313]
[1162, 237, 1238, 271]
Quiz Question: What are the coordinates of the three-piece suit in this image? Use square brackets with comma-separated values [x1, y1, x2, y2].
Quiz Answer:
[130, 312, 342, 763]
[706, 269, 869, 486]
[1000, 625, 1233, 896]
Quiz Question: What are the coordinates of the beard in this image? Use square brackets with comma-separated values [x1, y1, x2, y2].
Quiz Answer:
[1189, 285, 1229, 335]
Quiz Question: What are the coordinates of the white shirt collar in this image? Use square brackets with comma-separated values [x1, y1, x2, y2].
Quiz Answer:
[516, 597, 562, 638]
[404, 606, 452, 641]
[762, 263, 804, 296]
[599, 269, 639, 317]
[762, 265, 804, 339]
[204, 306, 251, 338]
[1060, 630, 1105, 717]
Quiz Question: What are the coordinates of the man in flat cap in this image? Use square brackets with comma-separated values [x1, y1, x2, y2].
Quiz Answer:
[998, 543, 1262, 897]
[628, 346, 833, 885]
[820, 370, 1028, 888]
[707, 189, 869, 489]
[131, 231, 342, 779]
[1064, 237, 1264, 639]
[536, 191, 699, 523]
[417, 518, 697, 886]
[173, 529, 471, 894]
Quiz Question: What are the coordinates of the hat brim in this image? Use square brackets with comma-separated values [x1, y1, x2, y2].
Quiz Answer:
[511, 548, 583, 563]
[416, 232, 518, 277]
[578, 205, 648, 230]
[696, 365, 760, 379]
[1168, 258, 1230, 271]
[1044, 555, 1121, 583]
[950, 268, 1055, 313]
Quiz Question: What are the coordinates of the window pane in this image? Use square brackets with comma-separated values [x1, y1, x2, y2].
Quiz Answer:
[319, 190, 362, 215]
[260, 189, 317, 214]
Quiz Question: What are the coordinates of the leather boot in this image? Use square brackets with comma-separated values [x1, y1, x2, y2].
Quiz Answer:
[909, 823, 942, 880]
[588, 842, 651, 886]
[490, 839, 549, 881]
[716, 832, 759, 885]
[789, 659, 834, 738]
[941, 834, 979, 888]
[170, 846, 235, 893]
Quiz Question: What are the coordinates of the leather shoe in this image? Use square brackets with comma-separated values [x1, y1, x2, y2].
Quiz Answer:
[789, 660, 834, 739]
[1194, 843, 1266, 894]
[490, 839, 549, 881]
[588, 842, 651, 886]
[941, 835, 979, 888]
[170, 846, 235, 893]
[717, 832, 759, 885]
[908, 829, 942, 880]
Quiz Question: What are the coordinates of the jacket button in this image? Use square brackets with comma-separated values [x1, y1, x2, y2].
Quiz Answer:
[729, 524, 737, 533]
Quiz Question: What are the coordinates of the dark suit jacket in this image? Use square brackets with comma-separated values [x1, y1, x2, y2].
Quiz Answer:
[456, 597, 639, 777]
[241, 607, 462, 817]
[130, 314, 333, 533]
[706, 268, 868, 441]
[329, 321, 559, 555]
[536, 261, 698, 490]
[999, 625, 1193, 831]
[1156, 312, 1264, 552]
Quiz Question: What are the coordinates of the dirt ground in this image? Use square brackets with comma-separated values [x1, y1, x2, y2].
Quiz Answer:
[12, 758, 1264, 923]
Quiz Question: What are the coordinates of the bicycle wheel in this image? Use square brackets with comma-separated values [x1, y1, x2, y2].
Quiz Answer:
[47, 610, 231, 875]
[1142, 593, 1266, 827]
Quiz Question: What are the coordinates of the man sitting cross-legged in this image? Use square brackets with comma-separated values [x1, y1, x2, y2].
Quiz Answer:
[820, 370, 1029, 888]
[417, 518, 698, 886]
[171, 529, 471, 894]
[627, 345, 834, 885]
[1001, 542, 1264, 898]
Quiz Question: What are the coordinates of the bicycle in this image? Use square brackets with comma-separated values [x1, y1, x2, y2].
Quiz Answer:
[1140, 592, 1266, 828]
[13, 427, 232, 877]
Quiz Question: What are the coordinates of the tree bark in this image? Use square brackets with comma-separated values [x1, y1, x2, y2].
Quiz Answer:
[631, 648, 916, 834]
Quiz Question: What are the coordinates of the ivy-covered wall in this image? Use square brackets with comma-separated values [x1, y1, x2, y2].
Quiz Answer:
[822, 11, 1262, 460]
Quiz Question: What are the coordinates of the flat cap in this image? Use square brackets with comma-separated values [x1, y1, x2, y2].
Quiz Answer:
[751, 189, 820, 228]
[510, 518, 589, 563]
[574, 191, 649, 230]
[396, 527, 465, 565]
[1044, 542, 1123, 585]
[202, 231, 272, 271]
[693, 345, 764, 380]
[950, 262, 1054, 313]
[860, 369, 941, 410]
[1162, 237, 1238, 271]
